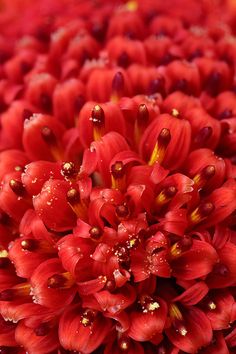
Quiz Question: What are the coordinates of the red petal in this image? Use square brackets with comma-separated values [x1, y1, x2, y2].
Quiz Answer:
[166, 306, 212, 353]
[59, 305, 112, 353]
[30, 258, 77, 308]
[128, 297, 167, 341]
[207, 242, 236, 288]
[15, 321, 59, 354]
[94, 284, 136, 314]
[172, 239, 218, 280]
[173, 282, 209, 306]
[203, 290, 234, 330]
[22, 161, 62, 196]
[33, 179, 77, 232]
[23, 113, 65, 161]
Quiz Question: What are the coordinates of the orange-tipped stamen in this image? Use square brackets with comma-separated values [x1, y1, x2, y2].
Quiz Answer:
[41, 126, 64, 161]
[111, 161, 126, 191]
[148, 128, 171, 165]
[91, 105, 105, 141]
[189, 202, 215, 225]
[111, 71, 124, 103]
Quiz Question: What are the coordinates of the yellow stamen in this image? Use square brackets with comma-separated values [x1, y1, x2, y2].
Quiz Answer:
[91, 105, 105, 141]
[148, 128, 171, 166]
[189, 202, 214, 225]
[169, 304, 183, 321]
[111, 161, 126, 191]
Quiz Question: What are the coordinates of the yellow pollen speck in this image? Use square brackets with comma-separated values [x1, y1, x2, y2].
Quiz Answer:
[0, 250, 8, 258]
[81, 317, 89, 326]
[171, 108, 180, 117]
[120, 342, 129, 350]
[94, 104, 101, 112]
[179, 327, 188, 336]
[208, 301, 216, 310]
[147, 301, 160, 311]
[63, 162, 72, 170]
[129, 239, 136, 247]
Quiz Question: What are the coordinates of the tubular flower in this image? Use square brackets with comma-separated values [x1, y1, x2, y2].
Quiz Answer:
[1, 0, 236, 353]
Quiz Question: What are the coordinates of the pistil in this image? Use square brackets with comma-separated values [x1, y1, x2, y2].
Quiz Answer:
[148, 128, 171, 165]
[0, 283, 31, 301]
[193, 165, 215, 189]
[155, 185, 177, 207]
[111, 161, 126, 191]
[111, 71, 124, 103]
[47, 272, 74, 289]
[134, 104, 149, 145]
[67, 188, 88, 220]
[41, 126, 64, 161]
[91, 105, 105, 141]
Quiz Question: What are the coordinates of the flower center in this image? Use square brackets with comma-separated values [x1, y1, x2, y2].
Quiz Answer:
[80, 309, 95, 327]
[140, 295, 160, 313]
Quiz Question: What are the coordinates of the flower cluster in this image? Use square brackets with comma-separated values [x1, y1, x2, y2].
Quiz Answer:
[1, 0, 236, 353]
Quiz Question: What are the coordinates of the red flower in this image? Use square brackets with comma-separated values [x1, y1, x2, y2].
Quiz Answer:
[0, 0, 236, 353]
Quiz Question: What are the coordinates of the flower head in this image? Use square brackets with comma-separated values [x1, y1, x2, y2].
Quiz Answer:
[0, 0, 236, 353]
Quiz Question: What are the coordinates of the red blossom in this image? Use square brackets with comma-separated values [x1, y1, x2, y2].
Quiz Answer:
[0, 0, 236, 353]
